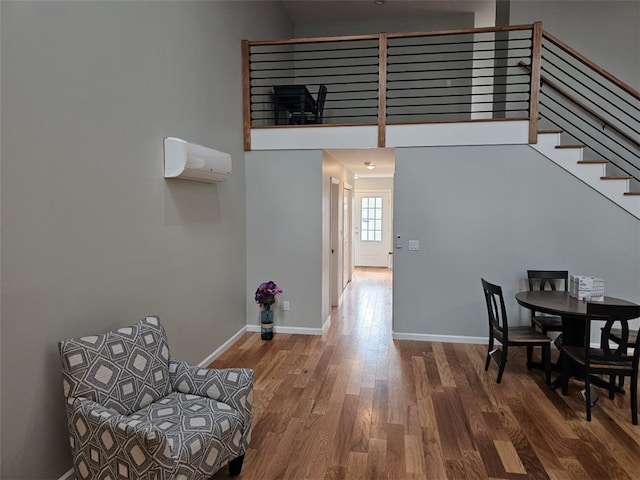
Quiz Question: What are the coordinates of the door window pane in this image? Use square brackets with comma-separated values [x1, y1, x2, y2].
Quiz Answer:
[361, 196, 383, 243]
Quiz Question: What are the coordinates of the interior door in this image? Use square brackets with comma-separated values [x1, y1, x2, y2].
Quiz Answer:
[355, 190, 390, 267]
[343, 184, 353, 289]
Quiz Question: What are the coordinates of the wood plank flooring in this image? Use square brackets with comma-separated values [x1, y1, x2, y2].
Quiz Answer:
[210, 268, 640, 479]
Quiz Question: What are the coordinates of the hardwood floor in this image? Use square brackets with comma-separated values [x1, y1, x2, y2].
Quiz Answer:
[210, 268, 640, 479]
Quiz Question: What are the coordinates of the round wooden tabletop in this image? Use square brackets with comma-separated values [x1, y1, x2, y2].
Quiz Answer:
[515, 291, 638, 319]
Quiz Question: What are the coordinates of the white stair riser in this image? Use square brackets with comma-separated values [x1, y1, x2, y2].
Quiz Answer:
[533, 137, 639, 219]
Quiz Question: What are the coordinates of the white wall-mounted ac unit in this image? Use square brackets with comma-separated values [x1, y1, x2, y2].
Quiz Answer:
[163, 137, 231, 183]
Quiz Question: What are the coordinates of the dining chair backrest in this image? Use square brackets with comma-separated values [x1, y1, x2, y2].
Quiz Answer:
[315, 84, 328, 123]
[481, 278, 509, 339]
[527, 270, 568, 292]
[588, 303, 640, 361]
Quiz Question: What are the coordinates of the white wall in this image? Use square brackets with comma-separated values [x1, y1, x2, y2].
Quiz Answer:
[0, 1, 291, 477]
[355, 177, 394, 191]
[246, 150, 324, 331]
[393, 144, 640, 338]
[509, 0, 640, 89]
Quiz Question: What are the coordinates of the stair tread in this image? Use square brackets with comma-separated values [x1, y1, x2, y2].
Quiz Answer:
[623, 192, 640, 196]
[601, 176, 632, 180]
[577, 160, 608, 164]
[538, 129, 563, 134]
[556, 144, 586, 149]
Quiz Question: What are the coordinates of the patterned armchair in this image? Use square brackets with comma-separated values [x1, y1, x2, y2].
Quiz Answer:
[58, 316, 253, 479]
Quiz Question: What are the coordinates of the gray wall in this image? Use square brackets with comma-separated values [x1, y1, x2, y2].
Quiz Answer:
[393, 145, 640, 337]
[509, 0, 640, 89]
[245, 150, 324, 330]
[0, 1, 291, 477]
[245, 149, 354, 331]
[294, 11, 475, 37]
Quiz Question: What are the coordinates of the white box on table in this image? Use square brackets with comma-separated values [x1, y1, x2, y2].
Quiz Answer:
[570, 275, 604, 301]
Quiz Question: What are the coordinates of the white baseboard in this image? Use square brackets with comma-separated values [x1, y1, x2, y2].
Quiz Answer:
[322, 315, 332, 333]
[392, 332, 488, 344]
[246, 324, 323, 336]
[198, 326, 248, 367]
[58, 468, 74, 480]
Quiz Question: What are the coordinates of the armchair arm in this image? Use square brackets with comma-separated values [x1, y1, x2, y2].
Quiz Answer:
[169, 360, 253, 407]
[169, 360, 254, 443]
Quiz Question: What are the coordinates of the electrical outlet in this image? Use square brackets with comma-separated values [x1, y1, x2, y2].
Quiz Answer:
[283, 301, 290, 311]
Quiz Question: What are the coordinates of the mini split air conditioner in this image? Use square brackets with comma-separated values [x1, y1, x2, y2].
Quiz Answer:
[163, 137, 231, 183]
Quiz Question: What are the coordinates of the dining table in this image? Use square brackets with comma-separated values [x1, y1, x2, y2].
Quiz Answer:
[515, 290, 639, 392]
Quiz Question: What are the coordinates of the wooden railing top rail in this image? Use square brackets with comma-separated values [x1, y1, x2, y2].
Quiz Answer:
[542, 30, 640, 101]
[248, 33, 379, 46]
[386, 23, 535, 39]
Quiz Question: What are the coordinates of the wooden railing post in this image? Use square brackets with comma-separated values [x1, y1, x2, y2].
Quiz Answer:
[528, 21, 543, 144]
[378, 33, 387, 148]
[242, 40, 251, 151]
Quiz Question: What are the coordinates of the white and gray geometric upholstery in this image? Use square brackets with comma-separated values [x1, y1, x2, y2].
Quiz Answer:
[59, 316, 253, 480]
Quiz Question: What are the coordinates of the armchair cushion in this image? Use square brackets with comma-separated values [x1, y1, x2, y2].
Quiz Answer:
[59, 316, 171, 415]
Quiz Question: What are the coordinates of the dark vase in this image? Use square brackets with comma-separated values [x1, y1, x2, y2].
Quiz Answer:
[260, 304, 275, 340]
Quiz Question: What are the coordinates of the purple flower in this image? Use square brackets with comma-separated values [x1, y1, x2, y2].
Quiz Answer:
[254, 280, 283, 305]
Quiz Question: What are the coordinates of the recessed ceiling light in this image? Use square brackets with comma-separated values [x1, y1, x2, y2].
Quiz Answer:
[365, 162, 376, 170]
[374, 0, 386, 5]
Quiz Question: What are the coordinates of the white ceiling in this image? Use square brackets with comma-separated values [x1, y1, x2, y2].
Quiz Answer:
[280, 0, 495, 178]
[326, 148, 396, 178]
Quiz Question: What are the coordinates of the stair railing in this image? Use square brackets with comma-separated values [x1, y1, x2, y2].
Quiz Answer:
[532, 30, 640, 186]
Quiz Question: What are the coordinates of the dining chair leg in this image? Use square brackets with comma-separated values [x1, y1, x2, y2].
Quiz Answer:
[618, 375, 625, 388]
[608, 375, 616, 400]
[496, 346, 507, 384]
[631, 372, 638, 425]
[585, 371, 592, 422]
[526, 345, 533, 370]
[562, 354, 569, 395]
[484, 336, 494, 372]
[543, 343, 551, 386]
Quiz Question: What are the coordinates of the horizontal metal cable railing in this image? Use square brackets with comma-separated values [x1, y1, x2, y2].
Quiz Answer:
[243, 25, 539, 140]
[534, 31, 640, 185]
[385, 27, 533, 123]
[243, 22, 639, 186]
[247, 35, 380, 127]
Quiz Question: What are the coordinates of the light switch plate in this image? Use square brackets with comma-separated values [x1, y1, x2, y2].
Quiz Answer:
[408, 240, 419, 251]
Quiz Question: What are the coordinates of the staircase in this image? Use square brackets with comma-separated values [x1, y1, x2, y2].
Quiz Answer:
[532, 130, 640, 219]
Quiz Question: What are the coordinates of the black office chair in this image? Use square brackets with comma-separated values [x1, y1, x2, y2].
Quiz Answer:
[527, 270, 568, 335]
[482, 278, 552, 385]
[561, 302, 640, 424]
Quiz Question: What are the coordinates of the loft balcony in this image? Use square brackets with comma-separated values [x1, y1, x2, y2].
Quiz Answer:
[242, 22, 639, 198]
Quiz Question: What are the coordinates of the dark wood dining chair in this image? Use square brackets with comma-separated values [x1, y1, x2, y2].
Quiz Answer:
[604, 328, 638, 388]
[527, 270, 568, 334]
[561, 302, 640, 424]
[482, 278, 552, 385]
[291, 84, 327, 124]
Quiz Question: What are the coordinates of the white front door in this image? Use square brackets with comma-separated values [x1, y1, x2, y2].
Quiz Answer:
[355, 190, 390, 267]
